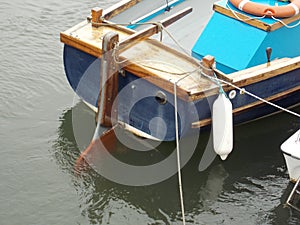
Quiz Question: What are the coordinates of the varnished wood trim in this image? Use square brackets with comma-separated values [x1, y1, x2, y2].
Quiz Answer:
[103, 0, 143, 20]
[191, 118, 212, 128]
[213, 3, 300, 32]
[60, 32, 102, 58]
[229, 57, 300, 86]
[98, 32, 119, 127]
[189, 57, 300, 101]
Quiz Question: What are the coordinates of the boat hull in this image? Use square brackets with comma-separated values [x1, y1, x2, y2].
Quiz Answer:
[64, 44, 300, 141]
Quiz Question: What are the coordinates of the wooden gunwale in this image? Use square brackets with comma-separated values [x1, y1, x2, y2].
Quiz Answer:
[188, 56, 300, 100]
[60, 20, 135, 58]
[228, 57, 300, 85]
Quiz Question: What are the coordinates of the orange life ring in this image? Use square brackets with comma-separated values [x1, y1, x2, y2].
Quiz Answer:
[229, 0, 300, 18]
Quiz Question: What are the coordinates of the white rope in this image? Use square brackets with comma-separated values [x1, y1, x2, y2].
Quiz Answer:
[159, 23, 191, 56]
[271, 16, 300, 28]
[172, 73, 200, 225]
[174, 80, 186, 225]
[200, 69, 300, 118]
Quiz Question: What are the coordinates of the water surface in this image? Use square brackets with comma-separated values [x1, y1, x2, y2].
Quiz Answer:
[0, 0, 300, 224]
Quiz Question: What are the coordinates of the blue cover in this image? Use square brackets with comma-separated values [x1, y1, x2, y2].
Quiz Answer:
[192, 2, 300, 73]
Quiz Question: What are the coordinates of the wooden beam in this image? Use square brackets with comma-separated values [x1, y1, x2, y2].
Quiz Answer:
[98, 32, 119, 127]
[103, 0, 143, 20]
[213, 3, 300, 32]
[201, 55, 215, 77]
[229, 57, 300, 86]
[91, 7, 103, 27]
[118, 7, 193, 52]
[60, 30, 103, 57]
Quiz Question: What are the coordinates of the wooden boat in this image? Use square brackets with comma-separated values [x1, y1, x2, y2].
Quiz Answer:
[60, 0, 300, 142]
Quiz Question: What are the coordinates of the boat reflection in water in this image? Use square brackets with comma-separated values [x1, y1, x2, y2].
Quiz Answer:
[51, 102, 300, 224]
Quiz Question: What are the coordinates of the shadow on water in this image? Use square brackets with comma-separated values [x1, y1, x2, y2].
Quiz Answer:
[52, 102, 300, 224]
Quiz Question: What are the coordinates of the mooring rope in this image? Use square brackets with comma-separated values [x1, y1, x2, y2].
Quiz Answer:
[199, 68, 300, 118]
[172, 72, 195, 225]
[174, 81, 186, 225]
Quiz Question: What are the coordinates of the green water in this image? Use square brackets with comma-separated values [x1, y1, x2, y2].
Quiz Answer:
[0, 0, 300, 224]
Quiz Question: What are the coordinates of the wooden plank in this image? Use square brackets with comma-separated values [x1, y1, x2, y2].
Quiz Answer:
[213, 68, 232, 82]
[60, 32, 102, 58]
[98, 32, 119, 127]
[201, 55, 233, 82]
[213, 3, 300, 32]
[128, 0, 185, 28]
[118, 7, 193, 51]
[229, 57, 300, 86]
[60, 21, 132, 58]
[191, 118, 212, 129]
[213, 3, 272, 31]
[103, 0, 143, 20]
[189, 57, 300, 101]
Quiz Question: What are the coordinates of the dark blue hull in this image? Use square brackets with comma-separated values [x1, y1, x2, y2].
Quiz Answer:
[63, 45, 300, 141]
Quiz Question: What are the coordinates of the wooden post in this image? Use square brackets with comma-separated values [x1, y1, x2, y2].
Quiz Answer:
[97, 32, 119, 127]
[91, 7, 103, 27]
[202, 55, 215, 77]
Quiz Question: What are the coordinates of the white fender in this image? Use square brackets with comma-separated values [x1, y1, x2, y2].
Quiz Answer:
[212, 93, 233, 160]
